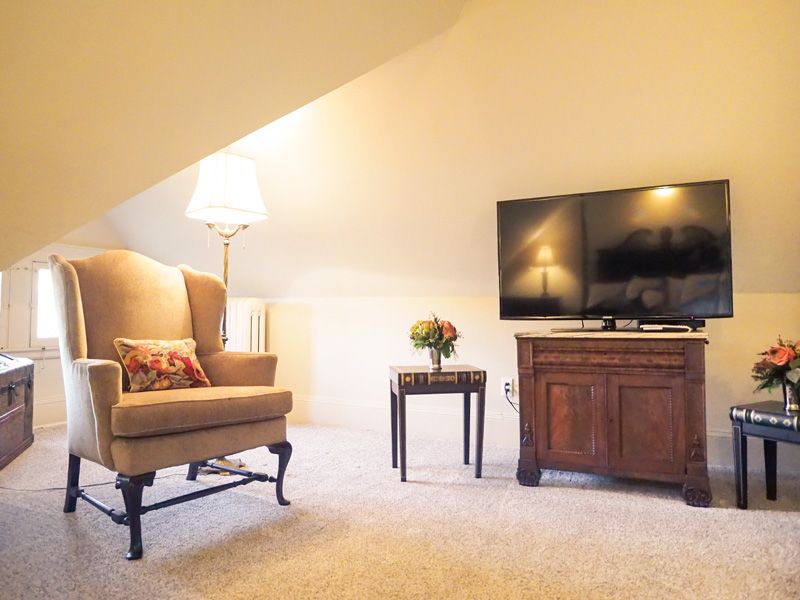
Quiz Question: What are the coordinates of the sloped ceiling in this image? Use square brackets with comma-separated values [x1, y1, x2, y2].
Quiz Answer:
[106, 0, 800, 298]
[0, 0, 466, 269]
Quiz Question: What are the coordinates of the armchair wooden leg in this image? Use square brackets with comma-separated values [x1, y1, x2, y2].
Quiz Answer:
[64, 454, 81, 513]
[267, 441, 292, 506]
[116, 472, 155, 560]
[186, 462, 202, 481]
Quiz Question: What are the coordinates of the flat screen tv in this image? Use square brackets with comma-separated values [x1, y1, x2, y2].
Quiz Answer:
[497, 180, 733, 328]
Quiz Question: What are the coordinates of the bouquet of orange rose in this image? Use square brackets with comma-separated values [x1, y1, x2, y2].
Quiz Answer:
[409, 314, 460, 358]
[751, 336, 800, 392]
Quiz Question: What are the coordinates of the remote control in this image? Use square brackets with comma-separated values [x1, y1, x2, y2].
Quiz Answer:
[639, 324, 693, 332]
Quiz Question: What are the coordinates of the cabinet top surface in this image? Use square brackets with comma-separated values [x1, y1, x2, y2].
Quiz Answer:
[515, 330, 709, 340]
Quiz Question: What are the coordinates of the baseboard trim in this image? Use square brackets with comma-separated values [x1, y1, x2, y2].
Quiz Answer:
[291, 392, 518, 421]
[290, 396, 800, 470]
[290, 393, 521, 450]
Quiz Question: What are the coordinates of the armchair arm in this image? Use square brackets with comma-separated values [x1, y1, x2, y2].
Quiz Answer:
[198, 352, 278, 387]
[65, 358, 122, 470]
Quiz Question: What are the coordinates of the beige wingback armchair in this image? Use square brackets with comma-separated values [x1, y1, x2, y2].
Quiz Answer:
[49, 249, 292, 560]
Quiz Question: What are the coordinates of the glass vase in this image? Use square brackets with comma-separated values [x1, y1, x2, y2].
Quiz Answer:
[429, 348, 442, 371]
[782, 381, 800, 412]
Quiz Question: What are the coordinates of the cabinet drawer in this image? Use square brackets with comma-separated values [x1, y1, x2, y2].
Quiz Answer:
[521, 338, 689, 371]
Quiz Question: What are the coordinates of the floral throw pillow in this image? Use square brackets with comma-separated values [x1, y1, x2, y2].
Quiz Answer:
[113, 338, 211, 392]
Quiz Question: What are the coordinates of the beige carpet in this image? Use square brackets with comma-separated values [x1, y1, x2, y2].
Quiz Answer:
[1, 424, 799, 599]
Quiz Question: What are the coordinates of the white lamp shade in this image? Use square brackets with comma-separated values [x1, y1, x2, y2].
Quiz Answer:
[185, 152, 268, 225]
[536, 245, 553, 266]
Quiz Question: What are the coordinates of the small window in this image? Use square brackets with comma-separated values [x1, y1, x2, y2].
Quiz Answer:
[30, 262, 58, 348]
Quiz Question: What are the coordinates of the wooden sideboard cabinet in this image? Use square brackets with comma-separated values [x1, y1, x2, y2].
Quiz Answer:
[515, 331, 711, 507]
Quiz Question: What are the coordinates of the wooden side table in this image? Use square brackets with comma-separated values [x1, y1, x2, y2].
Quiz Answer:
[389, 365, 486, 481]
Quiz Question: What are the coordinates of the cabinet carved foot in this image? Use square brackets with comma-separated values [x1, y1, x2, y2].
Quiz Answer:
[516, 466, 541, 487]
[682, 482, 712, 507]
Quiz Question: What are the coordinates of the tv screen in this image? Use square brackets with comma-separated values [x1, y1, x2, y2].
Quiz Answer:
[497, 180, 733, 323]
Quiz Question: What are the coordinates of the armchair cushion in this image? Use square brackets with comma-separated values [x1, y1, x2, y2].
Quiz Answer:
[110, 417, 287, 476]
[111, 386, 292, 438]
[113, 338, 211, 392]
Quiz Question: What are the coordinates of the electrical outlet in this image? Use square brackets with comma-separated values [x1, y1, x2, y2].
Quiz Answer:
[501, 377, 514, 398]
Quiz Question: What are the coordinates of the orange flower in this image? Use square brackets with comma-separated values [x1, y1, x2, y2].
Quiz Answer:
[440, 320, 457, 340]
[767, 345, 795, 366]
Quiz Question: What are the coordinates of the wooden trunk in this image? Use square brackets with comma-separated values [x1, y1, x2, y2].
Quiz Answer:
[0, 354, 34, 470]
[515, 332, 711, 506]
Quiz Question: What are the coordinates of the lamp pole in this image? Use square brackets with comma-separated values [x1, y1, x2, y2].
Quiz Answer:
[206, 223, 248, 346]
[541, 265, 549, 297]
[535, 245, 553, 298]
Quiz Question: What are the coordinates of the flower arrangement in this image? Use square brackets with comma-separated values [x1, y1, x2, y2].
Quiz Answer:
[751, 336, 800, 392]
[409, 314, 460, 358]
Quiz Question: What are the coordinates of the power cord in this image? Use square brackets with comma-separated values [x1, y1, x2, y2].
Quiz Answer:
[0, 472, 186, 493]
[504, 381, 519, 414]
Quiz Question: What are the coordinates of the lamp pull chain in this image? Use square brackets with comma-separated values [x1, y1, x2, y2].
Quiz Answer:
[207, 226, 210, 248]
[242, 227, 247, 250]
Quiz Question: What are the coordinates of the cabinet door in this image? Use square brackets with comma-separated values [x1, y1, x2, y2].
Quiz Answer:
[535, 372, 607, 468]
[607, 374, 686, 475]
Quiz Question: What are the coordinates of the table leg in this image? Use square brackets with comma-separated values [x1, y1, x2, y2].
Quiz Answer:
[399, 389, 407, 482]
[463, 392, 471, 465]
[764, 438, 777, 501]
[732, 423, 747, 509]
[475, 385, 485, 479]
[390, 387, 398, 469]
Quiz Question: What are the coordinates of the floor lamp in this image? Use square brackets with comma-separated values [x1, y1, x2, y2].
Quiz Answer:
[185, 150, 268, 346]
[185, 150, 268, 472]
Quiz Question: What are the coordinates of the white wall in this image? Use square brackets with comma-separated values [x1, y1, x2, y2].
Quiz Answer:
[56, 215, 125, 250]
[267, 293, 800, 469]
[104, 0, 800, 470]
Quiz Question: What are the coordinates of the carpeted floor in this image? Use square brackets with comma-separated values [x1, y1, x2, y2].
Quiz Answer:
[1, 424, 799, 599]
